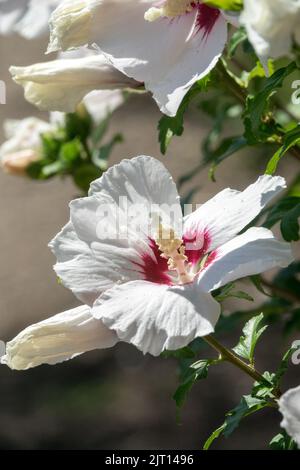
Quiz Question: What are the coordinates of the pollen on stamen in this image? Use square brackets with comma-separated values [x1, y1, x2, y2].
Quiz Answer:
[156, 223, 194, 284]
[144, 0, 197, 22]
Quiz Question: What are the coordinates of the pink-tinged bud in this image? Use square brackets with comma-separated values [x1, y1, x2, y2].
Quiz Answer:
[1, 149, 40, 175]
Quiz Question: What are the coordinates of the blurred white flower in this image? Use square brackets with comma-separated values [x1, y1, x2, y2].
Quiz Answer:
[55, 48, 128, 121]
[1, 156, 293, 369]
[0, 0, 60, 39]
[10, 53, 139, 113]
[240, 0, 300, 60]
[47, 0, 238, 116]
[0, 305, 118, 370]
[0, 117, 52, 174]
[279, 385, 300, 448]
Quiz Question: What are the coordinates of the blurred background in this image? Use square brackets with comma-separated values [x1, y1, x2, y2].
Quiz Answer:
[0, 35, 299, 450]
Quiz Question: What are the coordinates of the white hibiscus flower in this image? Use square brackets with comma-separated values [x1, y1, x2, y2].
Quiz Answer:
[57, 48, 128, 121]
[0, 117, 52, 175]
[279, 385, 300, 448]
[0, 156, 293, 369]
[0, 0, 60, 39]
[47, 0, 238, 116]
[240, 0, 300, 61]
[10, 52, 140, 113]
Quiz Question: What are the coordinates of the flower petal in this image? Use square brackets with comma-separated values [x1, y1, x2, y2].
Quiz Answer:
[183, 175, 286, 260]
[49, 221, 142, 305]
[48, 0, 227, 116]
[50, 157, 182, 304]
[12, 0, 60, 39]
[1, 305, 118, 370]
[92, 280, 221, 356]
[279, 385, 300, 448]
[240, 0, 300, 60]
[0, 0, 26, 35]
[88, 155, 183, 237]
[50, 222, 109, 305]
[197, 227, 294, 292]
[50, 220, 168, 306]
[0, 117, 51, 158]
[10, 54, 137, 112]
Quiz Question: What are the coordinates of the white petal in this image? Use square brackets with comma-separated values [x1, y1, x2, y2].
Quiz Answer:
[240, 0, 300, 59]
[0, 0, 25, 35]
[197, 227, 294, 292]
[0, 0, 59, 38]
[10, 54, 137, 112]
[48, 0, 101, 52]
[92, 280, 221, 356]
[49, 222, 110, 305]
[50, 221, 146, 305]
[88, 155, 182, 237]
[50, 219, 160, 306]
[13, 0, 60, 39]
[0, 117, 52, 174]
[0, 117, 51, 158]
[183, 175, 286, 255]
[83, 89, 125, 121]
[58, 48, 126, 120]
[279, 385, 300, 448]
[1, 305, 118, 370]
[50, 157, 182, 304]
[221, 10, 240, 28]
[48, 0, 227, 116]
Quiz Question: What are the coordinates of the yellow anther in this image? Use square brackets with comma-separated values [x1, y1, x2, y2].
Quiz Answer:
[155, 222, 193, 284]
[144, 0, 197, 22]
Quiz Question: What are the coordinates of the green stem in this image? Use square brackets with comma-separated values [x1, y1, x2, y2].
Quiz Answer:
[216, 61, 247, 105]
[203, 334, 281, 400]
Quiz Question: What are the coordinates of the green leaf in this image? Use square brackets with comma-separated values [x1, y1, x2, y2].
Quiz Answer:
[41, 160, 66, 178]
[233, 313, 267, 364]
[40, 133, 63, 160]
[73, 164, 102, 193]
[274, 344, 299, 385]
[26, 160, 48, 180]
[252, 371, 276, 399]
[224, 395, 268, 437]
[65, 110, 92, 143]
[269, 431, 297, 450]
[59, 139, 82, 166]
[284, 308, 300, 335]
[263, 196, 300, 242]
[203, 0, 243, 11]
[241, 60, 274, 87]
[158, 75, 211, 154]
[173, 360, 210, 410]
[273, 262, 300, 303]
[91, 116, 110, 145]
[213, 282, 254, 302]
[92, 134, 123, 169]
[206, 135, 248, 181]
[243, 62, 298, 144]
[228, 27, 248, 58]
[266, 125, 300, 175]
[280, 202, 300, 242]
[250, 275, 273, 298]
[203, 424, 226, 450]
[204, 395, 268, 449]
